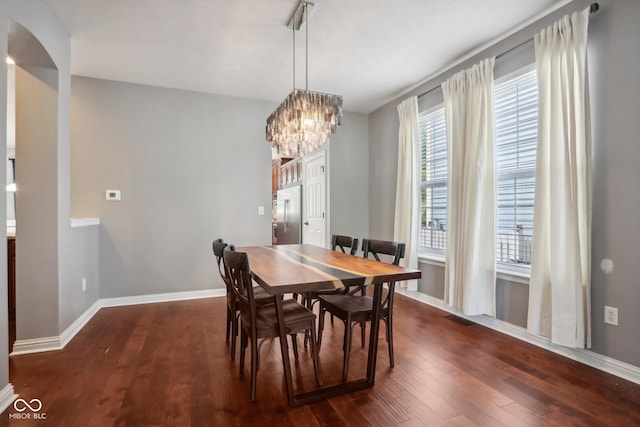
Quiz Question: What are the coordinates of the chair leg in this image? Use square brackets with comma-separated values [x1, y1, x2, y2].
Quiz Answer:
[303, 294, 313, 348]
[230, 311, 239, 360]
[308, 323, 323, 387]
[342, 316, 352, 382]
[225, 306, 232, 341]
[386, 317, 394, 367]
[360, 321, 366, 348]
[317, 303, 326, 353]
[291, 334, 299, 360]
[239, 328, 247, 375]
[250, 333, 258, 402]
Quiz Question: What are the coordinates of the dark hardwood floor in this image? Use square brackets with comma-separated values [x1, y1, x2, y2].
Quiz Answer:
[3, 294, 640, 426]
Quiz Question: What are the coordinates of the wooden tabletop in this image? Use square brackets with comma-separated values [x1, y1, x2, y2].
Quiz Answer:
[237, 244, 422, 296]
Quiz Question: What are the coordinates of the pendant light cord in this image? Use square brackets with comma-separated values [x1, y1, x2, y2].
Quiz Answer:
[305, 2, 308, 90]
[293, 19, 296, 91]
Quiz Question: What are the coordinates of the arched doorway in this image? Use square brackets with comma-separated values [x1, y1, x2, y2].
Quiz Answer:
[6, 20, 59, 353]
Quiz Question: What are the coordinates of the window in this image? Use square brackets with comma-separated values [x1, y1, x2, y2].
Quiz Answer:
[418, 107, 447, 251]
[494, 67, 538, 266]
[416, 66, 538, 267]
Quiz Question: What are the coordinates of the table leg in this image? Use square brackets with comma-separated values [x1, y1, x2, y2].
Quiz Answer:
[274, 295, 296, 406]
[365, 282, 382, 384]
[275, 283, 383, 407]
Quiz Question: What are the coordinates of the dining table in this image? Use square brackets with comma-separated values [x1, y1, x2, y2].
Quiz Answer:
[237, 243, 422, 407]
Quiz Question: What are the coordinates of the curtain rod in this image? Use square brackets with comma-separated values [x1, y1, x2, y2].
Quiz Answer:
[417, 2, 599, 99]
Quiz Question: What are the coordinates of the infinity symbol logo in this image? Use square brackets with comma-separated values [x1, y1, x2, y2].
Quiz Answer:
[13, 398, 43, 412]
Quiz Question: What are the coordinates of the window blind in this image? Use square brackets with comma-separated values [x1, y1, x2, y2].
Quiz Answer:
[418, 108, 447, 250]
[495, 68, 537, 265]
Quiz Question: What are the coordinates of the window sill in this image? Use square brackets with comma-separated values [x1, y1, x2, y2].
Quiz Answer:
[496, 266, 530, 285]
[418, 252, 530, 285]
[417, 251, 445, 266]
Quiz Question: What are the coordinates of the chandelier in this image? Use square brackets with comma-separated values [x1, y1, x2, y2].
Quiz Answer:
[266, 1, 343, 158]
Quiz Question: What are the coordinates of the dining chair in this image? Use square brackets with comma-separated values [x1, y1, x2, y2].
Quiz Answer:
[317, 238, 405, 381]
[213, 238, 272, 361]
[223, 245, 322, 402]
[299, 234, 359, 310]
[297, 234, 359, 348]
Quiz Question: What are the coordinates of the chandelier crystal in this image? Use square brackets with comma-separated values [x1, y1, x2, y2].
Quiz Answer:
[266, 1, 343, 158]
[266, 89, 342, 157]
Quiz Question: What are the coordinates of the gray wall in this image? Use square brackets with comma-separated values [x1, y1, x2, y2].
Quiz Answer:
[587, 0, 640, 365]
[71, 77, 275, 298]
[59, 224, 99, 331]
[70, 78, 370, 299]
[329, 111, 370, 243]
[369, 0, 640, 368]
[369, 100, 398, 241]
[15, 65, 59, 339]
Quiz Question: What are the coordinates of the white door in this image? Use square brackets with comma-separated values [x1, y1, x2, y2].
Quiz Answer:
[303, 151, 326, 247]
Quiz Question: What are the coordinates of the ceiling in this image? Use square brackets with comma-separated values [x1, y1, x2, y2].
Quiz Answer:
[45, 0, 570, 114]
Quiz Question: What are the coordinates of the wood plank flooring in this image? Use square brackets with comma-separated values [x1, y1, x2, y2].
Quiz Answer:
[3, 295, 640, 426]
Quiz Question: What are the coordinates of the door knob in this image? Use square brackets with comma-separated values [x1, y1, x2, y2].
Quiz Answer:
[304, 222, 309, 225]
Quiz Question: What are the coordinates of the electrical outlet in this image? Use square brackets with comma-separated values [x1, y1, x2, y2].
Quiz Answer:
[604, 306, 618, 326]
[82, 278, 87, 292]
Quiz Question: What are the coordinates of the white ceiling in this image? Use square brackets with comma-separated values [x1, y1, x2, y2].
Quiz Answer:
[45, 0, 569, 113]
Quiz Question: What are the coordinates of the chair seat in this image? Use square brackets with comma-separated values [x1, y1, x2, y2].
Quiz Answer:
[228, 286, 272, 312]
[307, 288, 344, 299]
[253, 286, 274, 305]
[318, 294, 375, 316]
[241, 299, 316, 336]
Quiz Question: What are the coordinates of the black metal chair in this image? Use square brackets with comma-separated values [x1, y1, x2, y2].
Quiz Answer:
[213, 238, 272, 360]
[317, 238, 405, 381]
[223, 245, 322, 402]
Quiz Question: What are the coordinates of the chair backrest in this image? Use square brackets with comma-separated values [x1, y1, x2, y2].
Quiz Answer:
[361, 239, 405, 312]
[212, 238, 228, 277]
[331, 234, 359, 256]
[361, 239, 405, 266]
[213, 238, 233, 294]
[223, 245, 257, 324]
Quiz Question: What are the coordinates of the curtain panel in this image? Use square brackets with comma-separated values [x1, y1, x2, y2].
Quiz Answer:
[528, 7, 592, 348]
[394, 97, 420, 291]
[442, 58, 496, 316]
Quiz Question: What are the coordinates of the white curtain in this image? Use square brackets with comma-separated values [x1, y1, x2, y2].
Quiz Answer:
[394, 97, 419, 291]
[528, 8, 591, 348]
[442, 58, 496, 316]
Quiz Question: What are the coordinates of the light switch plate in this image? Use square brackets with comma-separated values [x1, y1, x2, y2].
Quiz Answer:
[105, 189, 121, 201]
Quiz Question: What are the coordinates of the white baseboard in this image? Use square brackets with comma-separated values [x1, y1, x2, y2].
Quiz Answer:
[398, 289, 640, 386]
[11, 289, 225, 356]
[60, 300, 102, 348]
[10, 336, 62, 356]
[0, 383, 17, 414]
[100, 288, 225, 308]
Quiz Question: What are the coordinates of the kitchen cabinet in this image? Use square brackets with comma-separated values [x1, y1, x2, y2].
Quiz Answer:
[271, 157, 302, 196]
[280, 158, 302, 187]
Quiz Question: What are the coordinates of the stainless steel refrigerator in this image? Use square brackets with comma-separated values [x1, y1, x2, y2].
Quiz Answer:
[274, 185, 302, 245]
